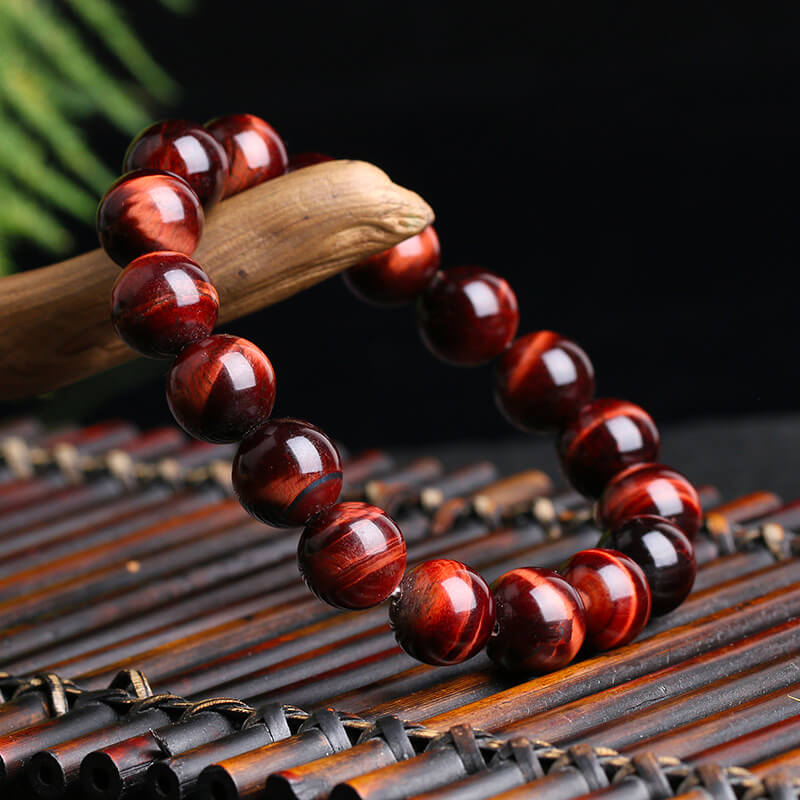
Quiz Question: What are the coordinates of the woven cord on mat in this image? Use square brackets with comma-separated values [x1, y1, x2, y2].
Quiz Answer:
[1, 669, 797, 800]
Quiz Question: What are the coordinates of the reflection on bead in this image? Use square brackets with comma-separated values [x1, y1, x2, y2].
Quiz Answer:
[166, 334, 276, 443]
[418, 266, 519, 366]
[233, 418, 342, 528]
[342, 226, 441, 306]
[558, 398, 660, 498]
[123, 120, 229, 209]
[288, 152, 334, 171]
[205, 113, 288, 197]
[611, 515, 696, 615]
[493, 331, 595, 433]
[298, 502, 406, 609]
[97, 170, 204, 267]
[563, 548, 651, 649]
[596, 462, 702, 539]
[487, 567, 586, 673]
[389, 559, 495, 665]
[111, 251, 218, 358]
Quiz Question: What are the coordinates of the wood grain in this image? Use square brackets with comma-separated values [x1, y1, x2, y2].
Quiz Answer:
[0, 160, 433, 400]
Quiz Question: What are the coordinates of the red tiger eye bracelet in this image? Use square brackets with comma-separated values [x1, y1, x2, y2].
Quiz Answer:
[97, 111, 701, 674]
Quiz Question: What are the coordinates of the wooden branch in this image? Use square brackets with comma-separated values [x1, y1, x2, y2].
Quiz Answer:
[0, 161, 434, 401]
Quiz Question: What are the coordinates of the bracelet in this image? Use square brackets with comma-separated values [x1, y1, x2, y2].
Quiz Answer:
[96, 113, 700, 674]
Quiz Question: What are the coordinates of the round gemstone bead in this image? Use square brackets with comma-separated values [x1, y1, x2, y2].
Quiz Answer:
[611, 515, 696, 616]
[205, 113, 288, 197]
[123, 120, 229, 209]
[110, 251, 219, 358]
[417, 266, 519, 366]
[389, 559, 495, 665]
[233, 418, 342, 528]
[487, 567, 586, 673]
[342, 226, 441, 306]
[97, 170, 204, 267]
[563, 548, 652, 649]
[298, 502, 406, 609]
[493, 331, 595, 433]
[288, 152, 334, 171]
[166, 334, 276, 444]
[558, 398, 660, 498]
[596, 462, 702, 540]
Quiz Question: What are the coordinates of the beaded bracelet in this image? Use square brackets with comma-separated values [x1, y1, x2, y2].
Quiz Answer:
[97, 113, 700, 673]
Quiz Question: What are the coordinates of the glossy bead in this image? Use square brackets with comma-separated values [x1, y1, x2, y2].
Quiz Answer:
[288, 152, 334, 171]
[487, 567, 586, 673]
[389, 559, 495, 665]
[97, 169, 204, 267]
[205, 113, 288, 197]
[417, 266, 519, 366]
[596, 462, 702, 540]
[563, 548, 651, 649]
[558, 398, 660, 498]
[611, 515, 697, 615]
[233, 418, 342, 528]
[298, 502, 406, 609]
[342, 226, 441, 306]
[123, 120, 229, 209]
[110, 251, 219, 358]
[493, 331, 595, 433]
[166, 334, 276, 443]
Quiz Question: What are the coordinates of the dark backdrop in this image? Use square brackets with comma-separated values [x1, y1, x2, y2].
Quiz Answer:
[9, 2, 800, 450]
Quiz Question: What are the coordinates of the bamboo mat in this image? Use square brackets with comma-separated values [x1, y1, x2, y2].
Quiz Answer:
[0, 416, 797, 800]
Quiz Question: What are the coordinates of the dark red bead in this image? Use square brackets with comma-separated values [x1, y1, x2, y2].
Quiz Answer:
[342, 226, 441, 306]
[205, 113, 288, 197]
[417, 266, 519, 366]
[110, 251, 218, 358]
[233, 418, 342, 528]
[493, 331, 595, 433]
[611, 515, 697, 615]
[487, 567, 586, 673]
[166, 334, 276, 444]
[97, 170, 204, 267]
[288, 152, 334, 171]
[558, 398, 660, 498]
[298, 502, 406, 610]
[389, 559, 495, 665]
[596, 462, 702, 540]
[563, 548, 651, 650]
[123, 120, 229, 209]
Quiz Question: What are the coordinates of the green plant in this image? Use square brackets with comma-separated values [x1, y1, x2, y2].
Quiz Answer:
[0, 0, 189, 274]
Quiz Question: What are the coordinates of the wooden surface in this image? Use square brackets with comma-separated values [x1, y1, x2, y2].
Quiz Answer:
[0, 161, 433, 400]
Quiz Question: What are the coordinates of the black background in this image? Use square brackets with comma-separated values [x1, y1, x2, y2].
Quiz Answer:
[8, 2, 800, 452]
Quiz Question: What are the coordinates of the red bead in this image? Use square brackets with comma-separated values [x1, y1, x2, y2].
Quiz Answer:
[611, 515, 697, 615]
[97, 170, 204, 267]
[205, 113, 288, 197]
[558, 398, 660, 498]
[389, 559, 495, 665]
[493, 331, 595, 433]
[563, 548, 651, 650]
[487, 567, 586, 673]
[596, 463, 702, 540]
[110, 251, 219, 358]
[166, 334, 276, 443]
[288, 152, 334, 171]
[233, 418, 342, 528]
[123, 120, 229, 209]
[342, 226, 441, 306]
[417, 266, 519, 366]
[298, 502, 406, 609]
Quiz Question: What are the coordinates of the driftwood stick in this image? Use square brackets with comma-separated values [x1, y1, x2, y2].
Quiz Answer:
[0, 161, 433, 400]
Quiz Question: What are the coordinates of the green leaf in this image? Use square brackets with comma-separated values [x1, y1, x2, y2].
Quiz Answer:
[65, 0, 179, 103]
[0, 0, 150, 133]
